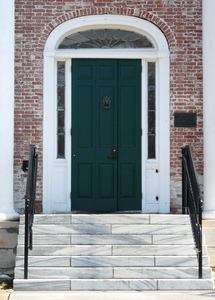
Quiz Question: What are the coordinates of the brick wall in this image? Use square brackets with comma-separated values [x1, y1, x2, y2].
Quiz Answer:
[14, 0, 203, 214]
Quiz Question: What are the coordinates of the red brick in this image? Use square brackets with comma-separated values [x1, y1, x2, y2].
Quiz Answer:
[14, 0, 203, 214]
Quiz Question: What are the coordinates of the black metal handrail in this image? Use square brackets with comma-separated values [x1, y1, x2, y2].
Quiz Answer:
[24, 145, 39, 279]
[181, 145, 203, 279]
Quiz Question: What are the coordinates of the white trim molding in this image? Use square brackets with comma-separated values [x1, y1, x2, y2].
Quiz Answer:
[0, 0, 19, 220]
[203, 0, 215, 220]
[43, 15, 170, 214]
[45, 15, 169, 53]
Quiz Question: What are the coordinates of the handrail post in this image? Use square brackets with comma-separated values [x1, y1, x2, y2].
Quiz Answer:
[24, 198, 29, 279]
[198, 197, 203, 279]
[180, 145, 203, 279]
[182, 147, 188, 214]
[23, 145, 38, 280]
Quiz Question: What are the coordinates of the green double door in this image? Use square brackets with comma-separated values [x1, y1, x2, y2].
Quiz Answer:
[72, 59, 141, 211]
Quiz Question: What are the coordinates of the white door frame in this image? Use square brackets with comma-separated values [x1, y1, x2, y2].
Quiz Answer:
[43, 15, 170, 213]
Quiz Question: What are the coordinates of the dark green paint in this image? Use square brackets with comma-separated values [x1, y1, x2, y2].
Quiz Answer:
[72, 59, 141, 211]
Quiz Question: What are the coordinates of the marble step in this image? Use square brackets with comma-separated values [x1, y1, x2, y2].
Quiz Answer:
[16, 256, 71, 267]
[18, 224, 193, 235]
[19, 214, 191, 225]
[14, 279, 71, 291]
[15, 255, 210, 267]
[14, 214, 213, 291]
[71, 255, 209, 267]
[14, 266, 212, 279]
[13, 278, 214, 291]
[17, 244, 205, 256]
[17, 234, 194, 245]
[70, 278, 214, 291]
[18, 234, 71, 245]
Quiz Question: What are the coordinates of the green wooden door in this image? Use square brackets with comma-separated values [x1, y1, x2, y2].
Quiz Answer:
[72, 59, 141, 211]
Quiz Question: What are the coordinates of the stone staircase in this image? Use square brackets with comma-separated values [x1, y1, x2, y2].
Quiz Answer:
[203, 221, 215, 273]
[14, 214, 214, 291]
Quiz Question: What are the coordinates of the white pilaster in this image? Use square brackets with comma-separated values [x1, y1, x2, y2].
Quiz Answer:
[158, 55, 170, 213]
[0, 0, 19, 220]
[203, 0, 215, 219]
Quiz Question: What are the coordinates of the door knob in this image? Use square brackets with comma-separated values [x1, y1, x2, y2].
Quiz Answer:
[108, 148, 117, 160]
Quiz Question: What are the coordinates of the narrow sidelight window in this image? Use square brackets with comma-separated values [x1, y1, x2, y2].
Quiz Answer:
[147, 62, 156, 159]
[57, 61, 66, 158]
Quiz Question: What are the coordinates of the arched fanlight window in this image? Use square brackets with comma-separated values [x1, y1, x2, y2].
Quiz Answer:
[58, 29, 154, 49]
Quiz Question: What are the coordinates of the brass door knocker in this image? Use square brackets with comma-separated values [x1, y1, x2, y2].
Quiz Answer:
[103, 95, 111, 109]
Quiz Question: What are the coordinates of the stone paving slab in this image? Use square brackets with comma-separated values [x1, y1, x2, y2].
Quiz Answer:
[9, 291, 215, 300]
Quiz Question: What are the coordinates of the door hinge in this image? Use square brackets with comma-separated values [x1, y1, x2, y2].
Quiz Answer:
[71, 65, 72, 72]
[141, 129, 142, 136]
[141, 192, 143, 199]
[70, 129, 72, 135]
[70, 192, 72, 199]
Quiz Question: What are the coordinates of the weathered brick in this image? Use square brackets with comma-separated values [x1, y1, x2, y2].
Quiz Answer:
[14, 0, 203, 214]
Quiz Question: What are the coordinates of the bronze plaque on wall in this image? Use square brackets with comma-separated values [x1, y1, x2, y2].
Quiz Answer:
[174, 113, 197, 128]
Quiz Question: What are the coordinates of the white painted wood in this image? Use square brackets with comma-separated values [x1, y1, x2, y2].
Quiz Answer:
[157, 57, 170, 213]
[0, 0, 19, 220]
[203, 0, 215, 220]
[145, 169, 159, 213]
[43, 58, 71, 213]
[43, 15, 170, 213]
[45, 15, 169, 52]
[43, 55, 55, 214]
[52, 50, 169, 59]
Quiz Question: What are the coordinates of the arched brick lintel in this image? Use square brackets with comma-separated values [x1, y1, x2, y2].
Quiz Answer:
[38, 8, 176, 51]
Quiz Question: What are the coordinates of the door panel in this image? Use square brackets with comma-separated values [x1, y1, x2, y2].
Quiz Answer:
[77, 164, 92, 198]
[119, 86, 136, 147]
[120, 163, 136, 198]
[99, 164, 115, 199]
[118, 60, 141, 210]
[95, 60, 118, 211]
[98, 86, 115, 147]
[72, 59, 141, 211]
[77, 86, 93, 147]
